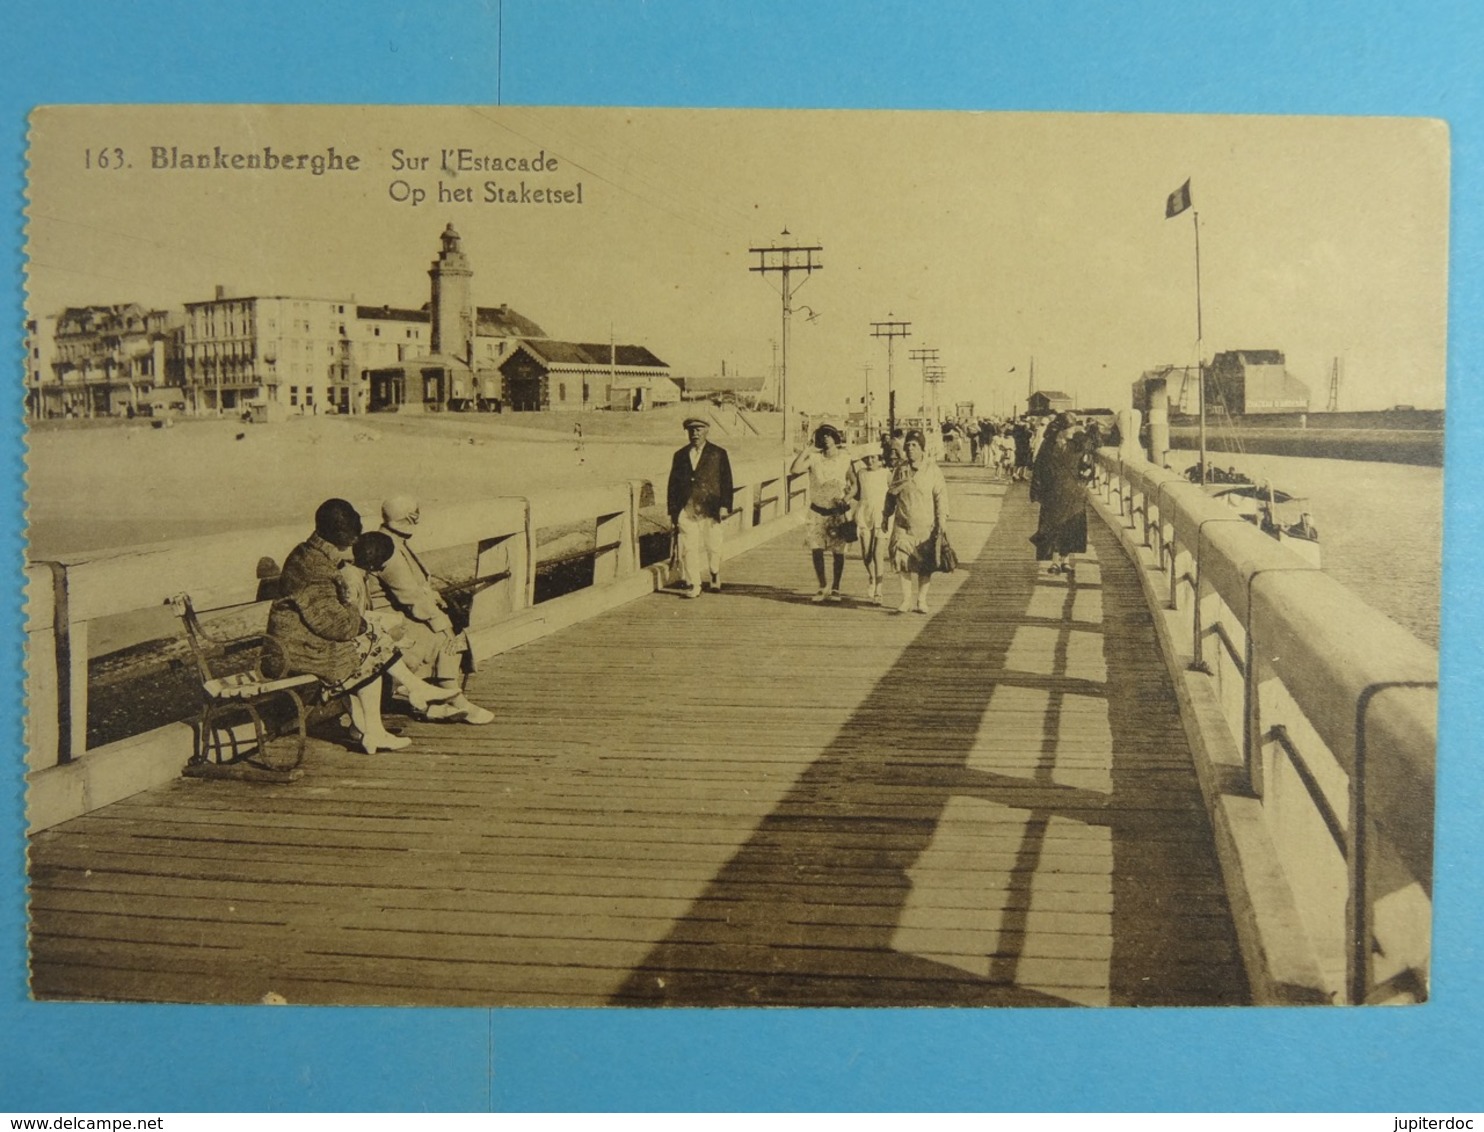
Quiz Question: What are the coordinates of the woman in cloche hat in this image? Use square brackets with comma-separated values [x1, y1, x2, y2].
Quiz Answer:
[790, 422, 858, 602]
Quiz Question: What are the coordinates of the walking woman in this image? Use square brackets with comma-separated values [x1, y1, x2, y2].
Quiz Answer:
[791, 422, 857, 602]
[1011, 417, 1034, 482]
[1029, 413, 1093, 575]
[882, 429, 948, 614]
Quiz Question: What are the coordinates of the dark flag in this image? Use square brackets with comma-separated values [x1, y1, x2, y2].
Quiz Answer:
[1166, 178, 1192, 218]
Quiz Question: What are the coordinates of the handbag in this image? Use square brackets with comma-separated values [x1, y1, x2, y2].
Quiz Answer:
[933, 528, 958, 573]
[816, 501, 857, 543]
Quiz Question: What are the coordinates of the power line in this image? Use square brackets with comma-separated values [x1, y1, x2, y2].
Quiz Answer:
[909, 345, 940, 421]
[750, 234, 823, 446]
[924, 364, 947, 422]
[871, 318, 911, 435]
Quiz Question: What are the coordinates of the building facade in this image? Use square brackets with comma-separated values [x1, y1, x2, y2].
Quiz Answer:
[41, 304, 182, 419]
[24, 315, 57, 420]
[182, 290, 358, 414]
[498, 340, 673, 412]
[1207, 349, 1311, 414]
[364, 226, 546, 412]
[1028, 389, 1074, 416]
[350, 305, 429, 413]
[35, 223, 683, 418]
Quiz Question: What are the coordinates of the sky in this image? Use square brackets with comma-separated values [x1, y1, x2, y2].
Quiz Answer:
[26, 104, 1449, 416]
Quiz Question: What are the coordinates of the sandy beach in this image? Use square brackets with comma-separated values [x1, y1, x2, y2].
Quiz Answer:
[26, 405, 790, 560]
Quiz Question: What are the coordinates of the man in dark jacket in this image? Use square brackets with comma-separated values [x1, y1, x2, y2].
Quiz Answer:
[666, 416, 734, 597]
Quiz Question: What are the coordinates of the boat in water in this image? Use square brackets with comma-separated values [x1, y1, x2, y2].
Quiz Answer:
[1186, 462, 1321, 565]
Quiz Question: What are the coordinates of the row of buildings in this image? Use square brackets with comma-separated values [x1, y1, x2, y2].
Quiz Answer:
[25, 225, 764, 420]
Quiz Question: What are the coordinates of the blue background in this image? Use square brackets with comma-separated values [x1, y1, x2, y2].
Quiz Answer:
[2, 0, 1480, 1112]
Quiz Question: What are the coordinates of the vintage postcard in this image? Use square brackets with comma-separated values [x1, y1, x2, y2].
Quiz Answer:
[22, 105, 1445, 1008]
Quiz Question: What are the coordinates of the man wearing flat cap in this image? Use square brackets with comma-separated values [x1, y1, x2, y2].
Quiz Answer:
[667, 416, 734, 598]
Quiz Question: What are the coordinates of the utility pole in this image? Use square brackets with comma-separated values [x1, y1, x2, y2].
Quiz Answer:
[871, 317, 911, 435]
[861, 361, 874, 437]
[768, 340, 778, 408]
[750, 232, 823, 447]
[909, 346, 939, 421]
[924, 365, 947, 422]
[1194, 211, 1206, 484]
[602, 322, 615, 411]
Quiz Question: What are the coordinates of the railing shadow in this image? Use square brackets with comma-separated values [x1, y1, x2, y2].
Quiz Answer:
[610, 492, 1247, 1007]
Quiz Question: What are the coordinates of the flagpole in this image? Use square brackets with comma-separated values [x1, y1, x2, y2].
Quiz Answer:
[1194, 209, 1205, 486]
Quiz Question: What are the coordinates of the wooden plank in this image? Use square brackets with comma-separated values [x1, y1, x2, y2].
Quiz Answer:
[70, 805, 1225, 847]
[32, 852, 1240, 910]
[30, 839, 1239, 888]
[28, 473, 1249, 1007]
[29, 931, 1246, 1008]
[30, 904, 1238, 970]
[30, 876, 1240, 926]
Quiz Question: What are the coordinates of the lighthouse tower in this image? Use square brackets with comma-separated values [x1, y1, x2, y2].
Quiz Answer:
[429, 222, 475, 364]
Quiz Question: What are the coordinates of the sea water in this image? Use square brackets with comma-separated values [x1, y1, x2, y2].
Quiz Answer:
[1173, 451, 1443, 648]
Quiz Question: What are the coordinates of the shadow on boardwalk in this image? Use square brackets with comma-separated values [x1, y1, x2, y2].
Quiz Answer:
[27, 475, 1247, 1008]
[612, 487, 1248, 1007]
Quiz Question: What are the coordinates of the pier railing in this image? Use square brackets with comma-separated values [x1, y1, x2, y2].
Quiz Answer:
[25, 447, 1439, 1005]
[1091, 448, 1436, 1004]
[24, 457, 806, 830]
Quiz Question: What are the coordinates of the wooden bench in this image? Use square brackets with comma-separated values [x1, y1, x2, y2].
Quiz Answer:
[167, 593, 321, 780]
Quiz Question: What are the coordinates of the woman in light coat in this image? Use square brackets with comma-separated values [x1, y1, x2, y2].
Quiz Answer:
[882, 429, 948, 614]
[790, 423, 857, 602]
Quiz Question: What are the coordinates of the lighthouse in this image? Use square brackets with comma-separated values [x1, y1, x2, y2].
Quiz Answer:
[428, 222, 475, 364]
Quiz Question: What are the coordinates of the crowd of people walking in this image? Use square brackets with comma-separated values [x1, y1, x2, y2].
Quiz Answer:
[667, 407, 1100, 615]
[269, 409, 1100, 756]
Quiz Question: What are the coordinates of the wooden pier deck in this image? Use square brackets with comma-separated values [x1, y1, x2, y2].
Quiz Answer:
[27, 469, 1250, 1008]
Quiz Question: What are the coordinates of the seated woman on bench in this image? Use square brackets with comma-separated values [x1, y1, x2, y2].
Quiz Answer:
[267, 498, 454, 755]
[343, 530, 468, 715]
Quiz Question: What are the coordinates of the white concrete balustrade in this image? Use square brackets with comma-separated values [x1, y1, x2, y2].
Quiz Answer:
[1091, 447, 1436, 1005]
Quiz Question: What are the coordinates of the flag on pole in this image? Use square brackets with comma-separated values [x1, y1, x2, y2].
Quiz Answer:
[1166, 178, 1192, 218]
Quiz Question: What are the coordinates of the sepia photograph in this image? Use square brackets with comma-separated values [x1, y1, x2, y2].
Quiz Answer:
[22, 104, 1445, 1010]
